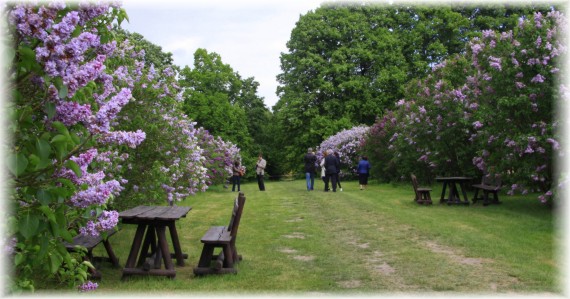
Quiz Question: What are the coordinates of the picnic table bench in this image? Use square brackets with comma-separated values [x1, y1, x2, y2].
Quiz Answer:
[472, 174, 502, 206]
[119, 205, 191, 279]
[64, 229, 120, 279]
[194, 192, 246, 275]
[411, 174, 432, 205]
[436, 176, 471, 205]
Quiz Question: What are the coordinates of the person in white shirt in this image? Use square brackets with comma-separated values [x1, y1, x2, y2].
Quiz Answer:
[256, 153, 267, 191]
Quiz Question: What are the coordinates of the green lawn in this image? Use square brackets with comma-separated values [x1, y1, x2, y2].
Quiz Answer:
[87, 179, 559, 296]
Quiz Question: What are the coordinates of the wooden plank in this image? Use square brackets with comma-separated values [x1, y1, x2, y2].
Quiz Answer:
[135, 206, 172, 220]
[156, 206, 192, 220]
[200, 226, 226, 243]
[65, 229, 118, 250]
[119, 206, 156, 219]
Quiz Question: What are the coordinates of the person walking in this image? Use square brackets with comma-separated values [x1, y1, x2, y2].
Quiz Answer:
[231, 160, 241, 192]
[333, 151, 343, 191]
[324, 149, 340, 192]
[320, 151, 328, 191]
[256, 153, 267, 191]
[357, 156, 371, 190]
[304, 148, 317, 191]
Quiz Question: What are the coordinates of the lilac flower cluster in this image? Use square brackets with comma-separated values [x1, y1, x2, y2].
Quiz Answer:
[9, 3, 146, 235]
[316, 126, 370, 172]
[79, 211, 119, 237]
[78, 281, 98, 292]
[195, 127, 241, 185]
[99, 130, 146, 148]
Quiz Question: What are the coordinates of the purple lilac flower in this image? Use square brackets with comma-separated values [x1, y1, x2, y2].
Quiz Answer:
[488, 56, 502, 71]
[99, 130, 146, 148]
[547, 138, 560, 150]
[534, 12, 543, 28]
[4, 237, 17, 255]
[89, 88, 132, 133]
[78, 281, 98, 292]
[531, 74, 546, 83]
[71, 180, 123, 208]
[55, 101, 92, 126]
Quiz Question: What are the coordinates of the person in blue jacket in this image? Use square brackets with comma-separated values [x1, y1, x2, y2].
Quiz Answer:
[357, 156, 371, 190]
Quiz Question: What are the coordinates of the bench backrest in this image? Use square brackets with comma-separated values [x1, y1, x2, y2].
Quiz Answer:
[410, 174, 420, 200]
[482, 174, 502, 187]
[227, 192, 246, 239]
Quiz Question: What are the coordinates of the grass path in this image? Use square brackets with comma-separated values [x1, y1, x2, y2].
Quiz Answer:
[92, 179, 558, 295]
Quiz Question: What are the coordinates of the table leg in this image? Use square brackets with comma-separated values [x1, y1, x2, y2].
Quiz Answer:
[137, 226, 157, 267]
[449, 183, 458, 203]
[156, 225, 174, 270]
[168, 221, 185, 266]
[125, 225, 147, 269]
[459, 182, 469, 203]
[440, 182, 447, 204]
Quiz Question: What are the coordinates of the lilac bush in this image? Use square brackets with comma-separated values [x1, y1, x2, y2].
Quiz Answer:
[6, 1, 244, 292]
[6, 2, 140, 291]
[195, 127, 241, 186]
[365, 10, 566, 203]
[316, 125, 370, 175]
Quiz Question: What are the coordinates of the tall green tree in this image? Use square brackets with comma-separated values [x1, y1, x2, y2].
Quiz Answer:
[179, 49, 251, 151]
[179, 49, 273, 173]
[274, 5, 408, 171]
[273, 3, 552, 173]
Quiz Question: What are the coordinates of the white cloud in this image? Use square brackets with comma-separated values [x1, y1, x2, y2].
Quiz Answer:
[122, 0, 322, 109]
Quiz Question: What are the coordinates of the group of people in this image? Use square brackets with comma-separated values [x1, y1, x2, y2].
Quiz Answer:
[231, 153, 266, 192]
[230, 149, 371, 193]
[304, 148, 371, 192]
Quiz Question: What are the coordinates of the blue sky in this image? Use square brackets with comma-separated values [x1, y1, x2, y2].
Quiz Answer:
[121, 0, 325, 109]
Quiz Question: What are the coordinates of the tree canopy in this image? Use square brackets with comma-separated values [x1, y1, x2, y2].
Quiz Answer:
[272, 3, 553, 173]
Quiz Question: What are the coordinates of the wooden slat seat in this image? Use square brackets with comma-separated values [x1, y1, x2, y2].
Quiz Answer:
[64, 229, 120, 279]
[194, 192, 246, 275]
[411, 174, 432, 205]
[472, 174, 502, 206]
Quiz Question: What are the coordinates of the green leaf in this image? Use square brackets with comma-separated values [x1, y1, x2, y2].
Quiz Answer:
[49, 253, 63, 274]
[51, 134, 69, 144]
[51, 121, 70, 137]
[18, 46, 36, 70]
[14, 253, 25, 266]
[8, 153, 29, 177]
[19, 213, 39, 240]
[65, 160, 82, 178]
[28, 154, 39, 167]
[37, 189, 52, 206]
[36, 138, 52, 159]
[58, 84, 68, 99]
[38, 206, 56, 222]
[45, 102, 56, 119]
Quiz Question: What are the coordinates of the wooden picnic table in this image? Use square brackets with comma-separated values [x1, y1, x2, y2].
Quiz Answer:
[436, 177, 472, 205]
[119, 205, 191, 278]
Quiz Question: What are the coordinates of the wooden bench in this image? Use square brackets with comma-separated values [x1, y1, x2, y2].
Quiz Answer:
[411, 174, 432, 205]
[194, 192, 246, 275]
[64, 229, 120, 279]
[472, 174, 502, 206]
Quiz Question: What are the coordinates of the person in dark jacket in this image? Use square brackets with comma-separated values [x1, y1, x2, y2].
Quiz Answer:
[232, 160, 241, 192]
[324, 149, 340, 192]
[304, 148, 317, 191]
[357, 156, 371, 190]
[333, 151, 343, 192]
